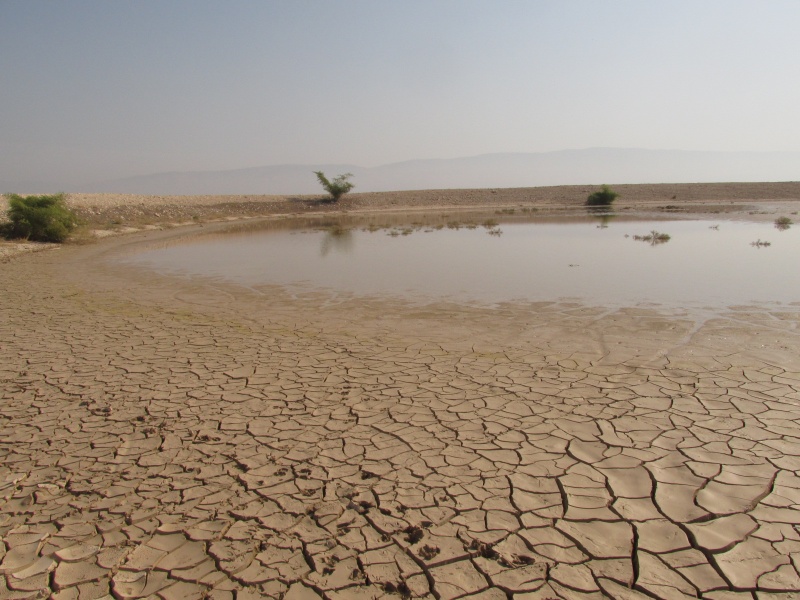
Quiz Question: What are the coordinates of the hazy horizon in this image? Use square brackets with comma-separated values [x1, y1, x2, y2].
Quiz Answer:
[2, 1, 799, 189]
[2, 148, 795, 196]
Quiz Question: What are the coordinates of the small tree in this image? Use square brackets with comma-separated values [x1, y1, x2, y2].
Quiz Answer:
[586, 184, 619, 207]
[314, 171, 354, 202]
[4, 193, 77, 242]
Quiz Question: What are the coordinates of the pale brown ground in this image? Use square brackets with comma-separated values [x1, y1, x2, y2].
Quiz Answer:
[2, 184, 800, 599]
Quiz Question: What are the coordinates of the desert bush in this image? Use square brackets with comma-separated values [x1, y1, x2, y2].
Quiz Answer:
[314, 171, 355, 201]
[586, 184, 619, 207]
[3, 193, 77, 242]
[775, 216, 793, 230]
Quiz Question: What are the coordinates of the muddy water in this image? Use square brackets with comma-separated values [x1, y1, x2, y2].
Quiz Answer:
[118, 215, 800, 310]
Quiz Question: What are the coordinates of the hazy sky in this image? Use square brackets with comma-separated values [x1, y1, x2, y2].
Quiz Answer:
[2, 0, 799, 185]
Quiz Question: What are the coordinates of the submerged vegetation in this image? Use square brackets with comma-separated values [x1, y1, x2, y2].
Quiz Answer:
[481, 219, 502, 236]
[775, 216, 793, 230]
[632, 230, 671, 245]
[751, 239, 771, 248]
[2, 193, 77, 242]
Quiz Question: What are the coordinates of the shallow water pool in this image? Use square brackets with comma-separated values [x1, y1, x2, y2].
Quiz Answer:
[118, 215, 800, 310]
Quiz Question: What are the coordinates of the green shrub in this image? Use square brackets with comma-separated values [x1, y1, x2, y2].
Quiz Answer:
[4, 193, 77, 242]
[586, 184, 619, 207]
[314, 171, 355, 201]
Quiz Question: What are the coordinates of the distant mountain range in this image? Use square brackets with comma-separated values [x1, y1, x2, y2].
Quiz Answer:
[4, 148, 798, 195]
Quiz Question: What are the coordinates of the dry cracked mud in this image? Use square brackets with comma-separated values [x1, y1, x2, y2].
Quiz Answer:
[2, 215, 800, 600]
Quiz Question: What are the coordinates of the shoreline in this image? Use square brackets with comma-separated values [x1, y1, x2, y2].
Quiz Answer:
[2, 181, 799, 261]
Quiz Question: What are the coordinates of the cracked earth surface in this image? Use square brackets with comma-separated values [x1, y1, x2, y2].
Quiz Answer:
[2, 226, 800, 600]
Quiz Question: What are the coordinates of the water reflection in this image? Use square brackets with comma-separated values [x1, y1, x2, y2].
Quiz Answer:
[320, 225, 354, 257]
[593, 214, 616, 229]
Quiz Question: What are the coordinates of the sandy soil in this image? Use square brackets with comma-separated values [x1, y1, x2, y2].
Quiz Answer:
[2, 184, 800, 599]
